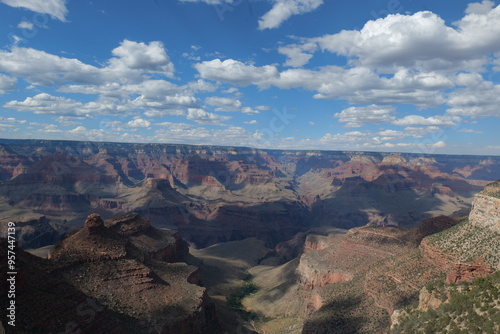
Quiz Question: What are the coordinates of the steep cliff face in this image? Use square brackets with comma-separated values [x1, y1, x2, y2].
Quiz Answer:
[1, 139, 499, 250]
[244, 215, 466, 334]
[469, 181, 500, 234]
[389, 182, 500, 333]
[0, 238, 127, 333]
[43, 213, 220, 334]
[0, 215, 64, 249]
[421, 181, 500, 279]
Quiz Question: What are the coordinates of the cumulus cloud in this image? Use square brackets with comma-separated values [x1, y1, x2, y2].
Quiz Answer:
[196, 60, 448, 107]
[278, 44, 316, 67]
[241, 107, 259, 115]
[195, 59, 279, 87]
[186, 108, 231, 125]
[4, 93, 125, 116]
[392, 115, 461, 127]
[465, 0, 495, 15]
[180, 0, 323, 29]
[256, 105, 271, 111]
[194, 5, 500, 114]
[0, 47, 99, 86]
[258, 0, 324, 30]
[318, 126, 443, 152]
[0, 74, 16, 93]
[334, 105, 396, 128]
[0, 40, 175, 87]
[0, 116, 27, 125]
[127, 118, 151, 128]
[203, 96, 260, 114]
[280, 4, 500, 72]
[17, 21, 34, 30]
[0, 41, 199, 120]
[447, 84, 500, 117]
[205, 96, 242, 111]
[4, 93, 87, 116]
[1, 0, 68, 21]
[109, 40, 175, 78]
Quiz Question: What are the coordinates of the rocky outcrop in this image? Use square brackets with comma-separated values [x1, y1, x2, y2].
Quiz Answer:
[0, 238, 126, 333]
[446, 258, 495, 284]
[0, 215, 64, 248]
[417, 286, 448, 311]
[1, 139, 499, 249]
[297, 264, 353, 290]
[46, 213, 219, 333]
[84, 212, 106, 234]
[469, 189, 500, 234]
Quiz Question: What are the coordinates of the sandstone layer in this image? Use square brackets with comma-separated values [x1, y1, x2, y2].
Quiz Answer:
[1, 213, 219, 334]
[1, 139, 498, 249]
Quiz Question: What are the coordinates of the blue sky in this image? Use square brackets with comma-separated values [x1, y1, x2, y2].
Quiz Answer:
[0, 0, 499, 155]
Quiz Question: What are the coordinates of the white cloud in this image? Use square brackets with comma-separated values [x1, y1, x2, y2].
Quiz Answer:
[222, 87, 239, 94]
[258, 0, 324, 30]
[447, 84, 500, 117]
[392, 115, 461, 127]
[0, 116, 27, 125]
[54, 116, 83, 127]
[205, 96, 242, 111]
[465, 0, 495, 14]
[433, 141, 447, 148]
[0, 40, 175, 87]
[319, 131, 372, 144]
[154, 125, 261, 147]
[185, 79, 218, 93]
[186, 108, 231, 125]
[0, 47, 99, 86]
[204, 96, 259, 114]
[3, 93, 127, 116]
[278, 44, 315, 67]
[1, 0, 68, 21]
[195, 59, 279, 87]
[243, 120, 258, 125]
[0, 74, 16, 93]
[17, 21, 34, 30]
[4, 93, 86, 116]
[155, 121, 193, 130]
[256, 105, 271, 111]
[195, 60, 449, 107]
[457, 128, 483, 134]
[127, 118, 151, 128]
[281, 5, 500, 73]
[59, 80, 197, 118]
[241, 107, 259, 115]
[334, 105, 396, 128]
[108, 40, 175, 79]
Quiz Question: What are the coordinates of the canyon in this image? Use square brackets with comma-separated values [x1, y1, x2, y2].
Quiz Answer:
[0, 139, 499, 333]
[1, 139, 499, 249]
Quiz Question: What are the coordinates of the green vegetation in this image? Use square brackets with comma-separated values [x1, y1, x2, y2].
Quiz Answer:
[483, 180, 500, 198]
[425, 219, 500, 268]
[226, 270, 258, 311]
[391, 271, 500, 334]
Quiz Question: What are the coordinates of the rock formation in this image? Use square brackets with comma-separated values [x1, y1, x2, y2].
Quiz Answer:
[244, 180, 499, 333]
[469, 180, 500, 233]
[2, 213, 219, 334]
[1, 139, 499, 249]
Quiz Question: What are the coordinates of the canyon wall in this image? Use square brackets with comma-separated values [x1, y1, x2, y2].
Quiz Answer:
[1, 139, 499, 248]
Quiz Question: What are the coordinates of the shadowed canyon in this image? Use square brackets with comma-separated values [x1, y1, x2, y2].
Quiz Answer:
[1, 139, 499, 333]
